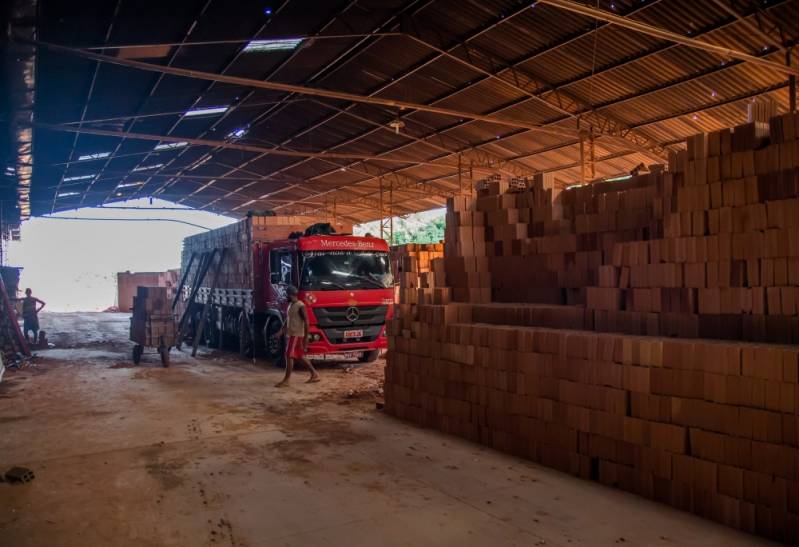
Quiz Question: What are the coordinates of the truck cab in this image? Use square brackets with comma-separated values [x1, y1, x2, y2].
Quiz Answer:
[261, 234, 394, 362]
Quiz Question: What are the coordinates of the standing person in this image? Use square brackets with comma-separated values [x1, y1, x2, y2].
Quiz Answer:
[274, 286, 319, 387]
[21, 288, 46, 344]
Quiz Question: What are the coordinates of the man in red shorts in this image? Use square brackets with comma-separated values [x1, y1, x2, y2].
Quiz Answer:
[274, 286, 319, 387]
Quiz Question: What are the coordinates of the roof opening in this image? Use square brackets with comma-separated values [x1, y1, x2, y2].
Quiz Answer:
[154, 142, 188, 151]
[57, 191, 81, 198]
[243, 38, 302, 53]
[63, 174, 95, 182]
[184, 106, 229, 117]
[78, 152, 111, 160]
[132, 163, 164, 172]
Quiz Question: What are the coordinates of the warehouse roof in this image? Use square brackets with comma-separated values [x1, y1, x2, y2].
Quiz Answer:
[4, 0, 799, 225]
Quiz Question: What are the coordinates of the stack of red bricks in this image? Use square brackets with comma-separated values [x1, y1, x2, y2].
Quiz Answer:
[392, 243, 447, 306]
[386, 113, 799, 542]
[386, 301, 799, 541]
[589, 116, 799, 344]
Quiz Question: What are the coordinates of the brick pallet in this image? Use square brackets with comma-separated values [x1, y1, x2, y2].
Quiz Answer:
[130, 286, 176, 347]
[386, 113, 799, 542]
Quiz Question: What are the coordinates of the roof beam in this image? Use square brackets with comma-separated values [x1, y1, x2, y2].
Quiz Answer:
[25, 38, 576, 138]
[174, 0, 667, 210]
[36, 122, 477, 168]
[131, 0, 374, 202]
[707, 0, 786, 53]
[537, 0, 799, 77]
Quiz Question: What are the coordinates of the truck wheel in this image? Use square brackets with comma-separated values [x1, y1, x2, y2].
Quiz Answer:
[359, 350, 380, 363]
[262, 317, 284, 364]
[132, 344, 143, 364]
[160, 346, 170, 368]
[238, 312, 252, 358]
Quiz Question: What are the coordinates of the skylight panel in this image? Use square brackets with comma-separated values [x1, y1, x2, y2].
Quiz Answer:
[78, 152, 111, 160]
[116, 181, 144, 188]
[132, 163, 164, 172]
[154, 142, 188, 151]
[63, 174, 95, 182]
[184, 106, 229, 117]
[57, 191, 81, 198]
[243, 38, 302, 52]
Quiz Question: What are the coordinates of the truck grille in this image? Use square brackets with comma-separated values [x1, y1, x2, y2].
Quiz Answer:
[314, 305, 387, 328]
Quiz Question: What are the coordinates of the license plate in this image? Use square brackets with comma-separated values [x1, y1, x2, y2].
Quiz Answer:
[343, 329, 363, 339]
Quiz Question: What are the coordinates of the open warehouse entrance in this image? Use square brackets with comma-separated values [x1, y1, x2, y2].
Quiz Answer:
[2, 0, 799, 544]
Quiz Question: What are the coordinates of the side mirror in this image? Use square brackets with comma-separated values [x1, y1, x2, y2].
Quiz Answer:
[270, 272, 281, 284]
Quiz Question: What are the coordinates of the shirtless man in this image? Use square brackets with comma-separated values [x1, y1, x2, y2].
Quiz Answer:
[21, 288, 46, 344]
[274, 286, 319, 387]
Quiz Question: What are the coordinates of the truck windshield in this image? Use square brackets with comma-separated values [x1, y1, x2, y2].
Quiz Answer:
[300, 251, 393, 291]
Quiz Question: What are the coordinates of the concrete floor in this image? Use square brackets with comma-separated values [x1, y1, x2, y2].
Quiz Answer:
[0, 312, 771, 547]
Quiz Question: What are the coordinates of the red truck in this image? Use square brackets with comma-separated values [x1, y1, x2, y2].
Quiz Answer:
[179, 215, 393, 364]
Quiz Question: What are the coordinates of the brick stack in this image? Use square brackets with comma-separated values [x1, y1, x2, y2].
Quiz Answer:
[386, 113, 799, 542]
[386, 303, 799, 541]
[392, 243, 447, 306]
[130, 286, 176, 346]
[587, 117, 799, 344]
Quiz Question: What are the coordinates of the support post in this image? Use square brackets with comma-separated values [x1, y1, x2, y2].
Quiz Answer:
[579, 131, 586, 184]
[789, 50, 797, 113]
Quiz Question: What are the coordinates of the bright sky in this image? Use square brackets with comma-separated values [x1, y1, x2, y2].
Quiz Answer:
[5, 198, 235, 312]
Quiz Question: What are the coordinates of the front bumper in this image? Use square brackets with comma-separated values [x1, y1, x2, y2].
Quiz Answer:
[305, 324, 387, 355]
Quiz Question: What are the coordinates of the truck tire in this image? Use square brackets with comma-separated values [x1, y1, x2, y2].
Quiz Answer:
[238, 312, 252, 358]
[262, 316, 285, 367]
[359, 349, 380, 363]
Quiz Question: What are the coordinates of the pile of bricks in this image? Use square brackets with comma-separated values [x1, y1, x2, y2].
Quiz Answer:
[386, 303, 799, 541]
[130, 286, 175, 347]
[391, 243, 447, 305]
[386, 113, 799, 541]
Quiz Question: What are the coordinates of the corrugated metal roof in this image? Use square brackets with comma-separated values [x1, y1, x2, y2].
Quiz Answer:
[23, 0, 799, 223]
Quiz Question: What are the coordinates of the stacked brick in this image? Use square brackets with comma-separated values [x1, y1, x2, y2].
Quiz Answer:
[392, 243, 447, 306]
[386, 302, 799, 541]
[130, 286, 175, 346]
[590, 116, 799, 344]
[386, 113, 799, 542]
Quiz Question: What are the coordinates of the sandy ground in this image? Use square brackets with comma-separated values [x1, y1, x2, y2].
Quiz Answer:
[0, 312, 771, 546]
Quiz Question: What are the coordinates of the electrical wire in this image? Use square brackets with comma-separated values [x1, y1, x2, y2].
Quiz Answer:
[37, 215, 212, 230]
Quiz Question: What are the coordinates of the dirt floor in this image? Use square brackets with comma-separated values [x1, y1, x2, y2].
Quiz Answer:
[0, 312, 772, 546]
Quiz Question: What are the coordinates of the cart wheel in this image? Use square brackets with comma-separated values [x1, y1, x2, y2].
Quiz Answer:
[160, 346, 170, 367]
[132, 344, 143, 365]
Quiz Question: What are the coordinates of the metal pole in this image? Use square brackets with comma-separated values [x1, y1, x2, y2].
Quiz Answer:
[579, 131, 586, 184]
[389, 179, 394, 245]
[379, 177, 384, 239]
[789, 50, 797, 113]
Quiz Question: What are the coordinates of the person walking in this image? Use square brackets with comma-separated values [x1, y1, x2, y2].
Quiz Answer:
[21, 288, 46, 344]
[274, 286, 319, 387]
